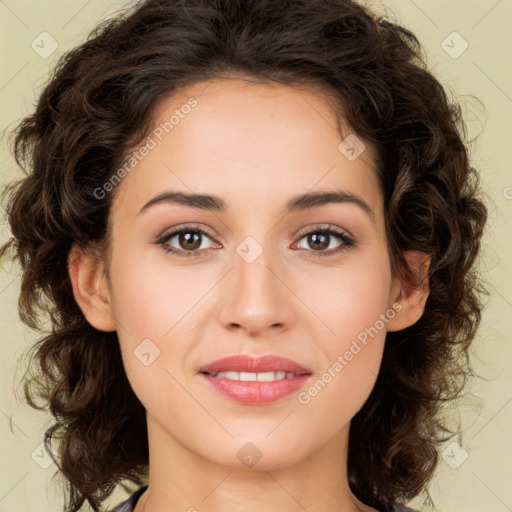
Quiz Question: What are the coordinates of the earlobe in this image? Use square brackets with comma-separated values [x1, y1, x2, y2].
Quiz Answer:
[387, 250, 431, 332]
[68, 244, 117, 332]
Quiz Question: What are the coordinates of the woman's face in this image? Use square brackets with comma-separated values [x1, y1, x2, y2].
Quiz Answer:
[102, 79, 402, 469]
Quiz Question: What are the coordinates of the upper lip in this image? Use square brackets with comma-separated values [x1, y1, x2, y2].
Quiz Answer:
[199, 355, 312, 375]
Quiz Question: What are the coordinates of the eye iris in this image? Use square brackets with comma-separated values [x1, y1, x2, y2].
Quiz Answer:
[309, 232, 329, 250]
[179, 231, 201, 250]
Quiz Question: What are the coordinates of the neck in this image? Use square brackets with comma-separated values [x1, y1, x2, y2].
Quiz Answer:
[135, 413, 375, 512]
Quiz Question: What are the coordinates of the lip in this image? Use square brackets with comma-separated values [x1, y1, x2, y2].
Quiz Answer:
[199, 355, 312, 375]
[198, 355, 312, 405]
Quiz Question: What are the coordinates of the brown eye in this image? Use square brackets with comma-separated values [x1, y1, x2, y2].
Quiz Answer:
[306, 232, 330, 251]
[156, 226, 217, 258]
[177, 231, 202, 251]
[294, 226, 355, 258]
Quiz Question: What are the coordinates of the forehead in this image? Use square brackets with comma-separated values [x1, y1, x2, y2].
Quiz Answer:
[111, 78, 382, 221]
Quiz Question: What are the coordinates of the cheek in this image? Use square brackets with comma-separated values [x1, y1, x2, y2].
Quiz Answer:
[296, 293, 389, 437]
[107, 244, 210, 337]
[298, 248, 393, 343]
[106, 245, 219, 401]
[107, 251, 196, 415]
[295, 251, 392, 406]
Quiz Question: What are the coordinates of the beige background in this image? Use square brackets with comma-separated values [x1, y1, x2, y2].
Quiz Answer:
[0, 1, 510, 511]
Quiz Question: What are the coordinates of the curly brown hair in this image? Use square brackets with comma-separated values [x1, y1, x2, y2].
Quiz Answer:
[1, 0, 488, 511]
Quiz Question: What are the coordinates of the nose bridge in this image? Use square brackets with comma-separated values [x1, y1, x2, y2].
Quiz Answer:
[219, 233, 293, 334]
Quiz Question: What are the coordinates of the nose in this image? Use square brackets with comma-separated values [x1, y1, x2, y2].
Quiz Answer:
[218, 241, 296, 337]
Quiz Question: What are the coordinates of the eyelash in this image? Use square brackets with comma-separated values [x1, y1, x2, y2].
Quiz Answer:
[155, 224, 355, 259]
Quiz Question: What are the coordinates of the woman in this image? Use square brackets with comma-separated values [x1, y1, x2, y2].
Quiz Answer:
[1, 0, 487, 511]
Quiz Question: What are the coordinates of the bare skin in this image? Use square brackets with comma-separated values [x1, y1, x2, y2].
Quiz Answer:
[69, 78, 429, 512]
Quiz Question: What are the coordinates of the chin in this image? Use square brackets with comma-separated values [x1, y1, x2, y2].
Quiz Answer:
[198, 434, 315, 471]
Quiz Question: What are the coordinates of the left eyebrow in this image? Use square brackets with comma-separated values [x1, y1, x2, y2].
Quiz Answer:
[138, 189, 376, 225]
[284, 190, 375, 225]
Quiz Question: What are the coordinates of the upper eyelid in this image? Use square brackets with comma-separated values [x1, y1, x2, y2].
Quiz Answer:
[157, 224, 211, 240]
[295, 223, 351, 238]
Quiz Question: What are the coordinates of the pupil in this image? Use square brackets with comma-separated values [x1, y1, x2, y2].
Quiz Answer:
[310, 232, 328, 250]
[180, 232, 201, 250]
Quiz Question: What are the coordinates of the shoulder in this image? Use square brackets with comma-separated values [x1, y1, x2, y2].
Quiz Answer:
[391, 505, 420, 512]
[109, 485, 148, 512]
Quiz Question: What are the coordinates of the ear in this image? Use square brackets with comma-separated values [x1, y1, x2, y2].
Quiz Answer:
[387, 250, 431, 332]
[68, 244, 116, 332]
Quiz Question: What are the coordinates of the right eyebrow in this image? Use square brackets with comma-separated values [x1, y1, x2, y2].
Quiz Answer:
[138, 191, 226, 215]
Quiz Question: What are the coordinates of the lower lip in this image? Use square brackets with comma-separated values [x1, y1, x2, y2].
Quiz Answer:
[200, 373, 311, 405]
